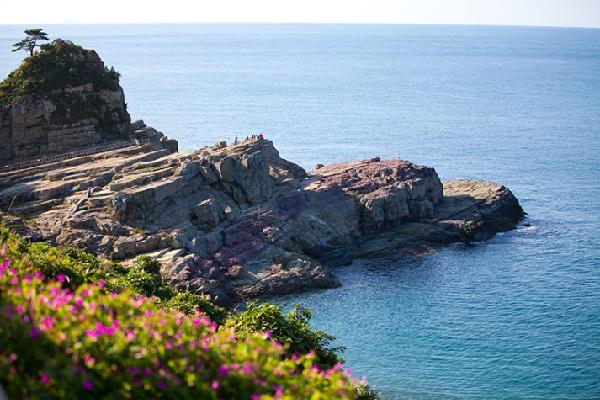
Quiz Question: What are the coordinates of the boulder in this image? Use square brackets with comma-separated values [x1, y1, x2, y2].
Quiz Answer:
[193, 198, 222, 228]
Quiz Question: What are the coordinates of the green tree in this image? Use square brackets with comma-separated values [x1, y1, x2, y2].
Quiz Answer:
[12, 29, 49, 56]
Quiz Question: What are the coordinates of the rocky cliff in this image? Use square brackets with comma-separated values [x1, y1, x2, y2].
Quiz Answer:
[0, 135, 523, 305]
[0, 40, 132, 163]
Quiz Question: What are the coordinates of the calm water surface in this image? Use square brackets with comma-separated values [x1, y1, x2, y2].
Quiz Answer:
[1, 24, 599, 399]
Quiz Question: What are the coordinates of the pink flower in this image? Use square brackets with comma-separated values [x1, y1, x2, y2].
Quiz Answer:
[132, 298, 144, 307]
[273, 384, 283, 395]
[40, 374, 50, 384]
[145, 310, 153, 317]
[211, 380, 220, 390]
[217, 364, 229, 377]
[125, 330, 136, 342]
[83, 354, 95, 367]
[85, 330, 98, 340]
[56, 273, 66, 283]
[242, 362, 254, 375]
[262, 331, 272, 340]
[251, 395, 261, 400]
[83, 379, 93, 391]
[97, 279, 106, 289]
[16, 305, 25, 315]
[41, 316, 55, 330]
[30, 327, 40, 339]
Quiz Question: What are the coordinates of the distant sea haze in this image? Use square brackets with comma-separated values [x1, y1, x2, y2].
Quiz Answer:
[1, 24, 599, 399]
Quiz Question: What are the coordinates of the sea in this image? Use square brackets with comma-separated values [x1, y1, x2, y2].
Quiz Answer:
[1, 24, 599, 399]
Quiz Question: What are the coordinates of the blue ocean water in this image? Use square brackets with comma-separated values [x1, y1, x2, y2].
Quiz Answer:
[1, 24, 599, 399]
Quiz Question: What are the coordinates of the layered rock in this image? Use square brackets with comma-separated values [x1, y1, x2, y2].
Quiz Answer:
[0, 40, 133, 164]
[0, 138, 523, 305]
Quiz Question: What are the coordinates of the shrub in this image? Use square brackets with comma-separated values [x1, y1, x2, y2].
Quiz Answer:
[226, 303, 343, 369]
[0, 227, 225, 322]
[0, 227, 378, 398]
[117, 255, 163, 297]
[162, 291, 228, 325]
[0, 39, 120, 106]
[0, 251, 367, 399]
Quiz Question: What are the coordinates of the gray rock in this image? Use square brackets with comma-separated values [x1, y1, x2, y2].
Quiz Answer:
[0, 134, 523, 306]
[193, 198, 222, 228]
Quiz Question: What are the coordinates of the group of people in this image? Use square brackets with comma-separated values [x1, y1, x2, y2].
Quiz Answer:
[234, 133, 264, 145]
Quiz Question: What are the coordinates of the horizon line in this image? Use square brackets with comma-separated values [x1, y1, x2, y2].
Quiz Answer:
[1, 22, 600, 30]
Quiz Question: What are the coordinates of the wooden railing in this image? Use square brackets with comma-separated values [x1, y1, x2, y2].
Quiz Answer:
[0, 139, 152, 173]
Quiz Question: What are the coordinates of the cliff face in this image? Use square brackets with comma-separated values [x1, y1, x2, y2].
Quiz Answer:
[0, 136, 522, 305]
[0, 40, 132, 164]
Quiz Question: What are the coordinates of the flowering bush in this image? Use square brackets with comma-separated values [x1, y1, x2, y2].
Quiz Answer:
[0, 227, 378, 398]
[3, 229, 226, 324]
[0, 253, 370, 398]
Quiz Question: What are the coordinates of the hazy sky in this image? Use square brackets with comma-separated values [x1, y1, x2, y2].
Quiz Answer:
[1, 0, 600, 27]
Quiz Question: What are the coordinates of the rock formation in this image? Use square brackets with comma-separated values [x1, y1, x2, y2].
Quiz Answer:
[0, 135, 523, 305]
[0, 40, 133, 163]
[0, 40, 524, 305]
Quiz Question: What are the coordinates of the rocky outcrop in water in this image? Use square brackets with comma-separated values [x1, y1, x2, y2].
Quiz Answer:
[0, 135, 523, 305]
[0, 39, 524, 305]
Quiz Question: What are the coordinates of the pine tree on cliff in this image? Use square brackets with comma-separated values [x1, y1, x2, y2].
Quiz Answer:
[12, 29, 49, 56]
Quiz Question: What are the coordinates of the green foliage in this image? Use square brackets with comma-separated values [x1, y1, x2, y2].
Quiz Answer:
[0, 226, 378, 398]
[12, 28, 49, 56]
[0, 227, 225, 322]
[162, 291, 228, 326]
[0, 39, 120, 106]
[117, 255, 163, 296]
[226, 303, 343, 369]
[0, 263, 367, 399]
